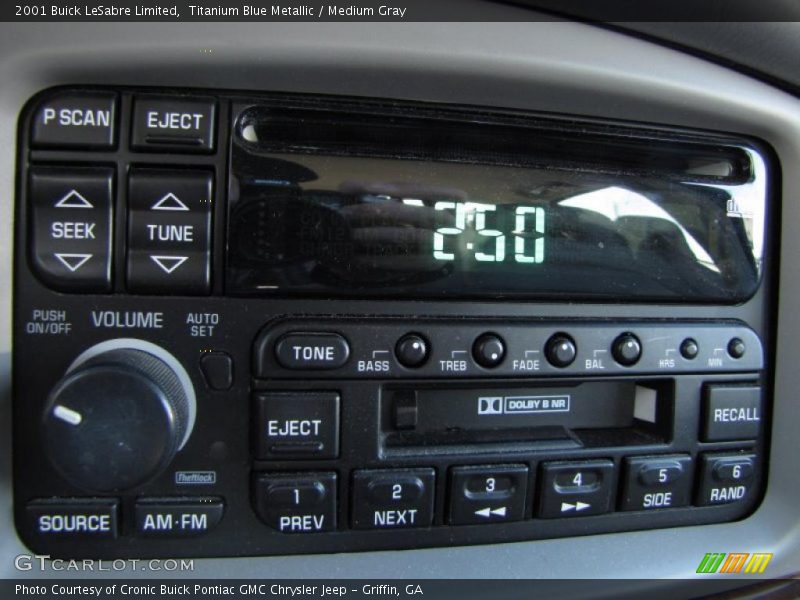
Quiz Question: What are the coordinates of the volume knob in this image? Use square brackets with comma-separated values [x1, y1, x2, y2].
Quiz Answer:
[42, 341, 195, 493]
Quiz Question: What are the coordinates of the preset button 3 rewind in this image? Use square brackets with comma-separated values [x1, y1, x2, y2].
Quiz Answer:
[127, 169, 213, 294]
[448, 464, 529, 525]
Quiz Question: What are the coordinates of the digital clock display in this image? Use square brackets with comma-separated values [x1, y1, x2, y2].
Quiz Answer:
[226, 104, 766, 302]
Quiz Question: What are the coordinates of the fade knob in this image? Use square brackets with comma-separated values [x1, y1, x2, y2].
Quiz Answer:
[41, 341, 195, 493]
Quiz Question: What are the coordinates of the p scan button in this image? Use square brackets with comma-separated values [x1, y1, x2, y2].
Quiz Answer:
[31, 91, 117, 149]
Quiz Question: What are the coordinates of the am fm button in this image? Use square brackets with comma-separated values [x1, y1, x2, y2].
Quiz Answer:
[135, 497, 224, 537]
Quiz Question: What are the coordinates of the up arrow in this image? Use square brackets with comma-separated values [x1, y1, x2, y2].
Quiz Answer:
[55, 189, 93, 208]
[151, 192, 190, 211]
[150, 255, 188, 274]
[54, 253, 92, 272]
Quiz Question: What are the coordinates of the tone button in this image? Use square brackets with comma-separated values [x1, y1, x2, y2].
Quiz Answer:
[274, 332, 350, 370]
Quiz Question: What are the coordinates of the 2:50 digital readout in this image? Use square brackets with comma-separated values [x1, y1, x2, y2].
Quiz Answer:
[403, 199, 546, 264]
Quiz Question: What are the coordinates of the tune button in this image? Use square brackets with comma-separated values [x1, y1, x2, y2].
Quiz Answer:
[395, 334, 429, 368]
[545, 334, 577, 368]
[612, 333, 642, 366]
[473, 334, 505, 368]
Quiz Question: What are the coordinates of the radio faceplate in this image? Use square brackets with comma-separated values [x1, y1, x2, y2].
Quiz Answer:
[12, 87, 774, 558]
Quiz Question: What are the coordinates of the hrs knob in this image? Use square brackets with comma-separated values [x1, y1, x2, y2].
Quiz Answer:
[42, 340, 196, 493]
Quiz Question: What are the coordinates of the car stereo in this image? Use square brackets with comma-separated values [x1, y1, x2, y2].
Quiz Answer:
[12, 87, 774, 558]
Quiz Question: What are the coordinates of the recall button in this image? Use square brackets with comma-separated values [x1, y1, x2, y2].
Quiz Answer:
[135, 497, 224, 537]
[703, 384, 761, 442]
[253, 391, 340, 459]
[26, 498, 118, 539]
[131, 95, 216, 152]
[31, 91, 117, 149]
[274, 332, 350, 370]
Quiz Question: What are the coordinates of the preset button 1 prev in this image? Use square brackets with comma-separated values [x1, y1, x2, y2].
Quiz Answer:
[253, 392, 340, 459]
[253, 472, 336, 533]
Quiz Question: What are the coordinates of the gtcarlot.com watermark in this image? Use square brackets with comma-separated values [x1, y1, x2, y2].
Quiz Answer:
[15, 554, 194, 572]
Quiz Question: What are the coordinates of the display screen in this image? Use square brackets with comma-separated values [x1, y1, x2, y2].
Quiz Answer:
[227, 104, 767, 302]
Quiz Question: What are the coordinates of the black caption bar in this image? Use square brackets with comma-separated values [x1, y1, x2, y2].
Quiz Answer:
[6, 579, 800, 600]
[3, 0, 799, 22]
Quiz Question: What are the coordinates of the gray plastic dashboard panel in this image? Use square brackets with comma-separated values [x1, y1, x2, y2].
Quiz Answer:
[1, 13, 799, 581]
